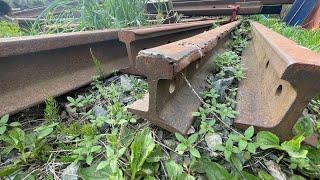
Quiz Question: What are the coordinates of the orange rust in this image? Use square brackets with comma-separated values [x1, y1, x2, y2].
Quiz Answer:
[129, 21, 240, 134]
[235, 22, 320, 145]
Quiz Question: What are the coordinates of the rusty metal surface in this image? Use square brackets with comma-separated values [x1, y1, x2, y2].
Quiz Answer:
[0, 30, 128, 116]
[129, 21, 240, 134]
[174, 6, 262, 16]
[0, 20, 221, 116]
[235, 22, 320, 143]
[173, 1, 262, 16]
[171, 0, 294, 5]
[171, 0, 294, 16]
[118, 20, 216, 75]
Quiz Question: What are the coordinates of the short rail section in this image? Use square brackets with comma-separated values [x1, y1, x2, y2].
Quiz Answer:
[128, 21, 240, 134]
[235, 22, 320, 144]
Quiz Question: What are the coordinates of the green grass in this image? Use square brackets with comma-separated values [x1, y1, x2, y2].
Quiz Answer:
[0, 21, 22, 38]
[29, 0, 151, 34]
[253, 16, 320, 53]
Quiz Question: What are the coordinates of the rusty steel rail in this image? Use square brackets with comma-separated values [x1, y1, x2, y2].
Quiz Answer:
[173, 1, 262, 16]
[0, 21, 216, 116]
[118, 20, 216, 75]
[0, 30, 127, 117]
[171, 0, 294, 16]
[235, 22, 320, 144]
[129, 21, 240, 134]
[171, 0, 294, 5]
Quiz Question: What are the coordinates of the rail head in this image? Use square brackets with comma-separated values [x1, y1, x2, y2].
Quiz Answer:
[236, 21, 320, 144]
[0, 29, 119, 57]
[118, 20, 216, 43]
[135, 21, 241, 79]
[251, 21, 320, 86]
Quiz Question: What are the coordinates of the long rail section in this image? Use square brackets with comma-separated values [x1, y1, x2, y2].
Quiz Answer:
[0, 20, 216, 116]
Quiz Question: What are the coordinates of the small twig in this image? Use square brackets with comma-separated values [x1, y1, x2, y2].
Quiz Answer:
[154, 139, 177, 154]
[160, 160, 168, 179]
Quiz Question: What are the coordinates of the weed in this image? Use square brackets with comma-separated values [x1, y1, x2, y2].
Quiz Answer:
[0, 21, 22, 38]
[90, 49, 104, 78]
[44, 96, 59, 122]
[0, 115, 21, 135]
[175, 133, 201, 158]
[72, 135, 103, 165]
[30, 0, 151, 34]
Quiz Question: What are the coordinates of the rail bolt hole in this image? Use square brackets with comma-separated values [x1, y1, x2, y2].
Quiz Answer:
[169, 83, 175, 94]
[167, 40, 171, 44]
[266, 61, 270, 68]
[275, 85, 282, 96]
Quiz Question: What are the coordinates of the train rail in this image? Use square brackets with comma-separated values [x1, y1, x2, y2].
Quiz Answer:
[0, 20, 216, 116]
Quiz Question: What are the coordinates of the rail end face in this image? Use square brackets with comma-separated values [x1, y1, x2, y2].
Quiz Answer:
[235, 22, 320, 145]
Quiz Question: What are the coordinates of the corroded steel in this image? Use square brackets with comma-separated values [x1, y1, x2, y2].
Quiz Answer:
[129, 21, 240, 134]
[235, 22, 320, 143]
[171, 0, 294, 16]
[173, 2, 262, 16]
[171, 0, 294, 5]
[0, 21, 219, 116]
[118, 20, 215, 75]
[0, 30, 128, 116]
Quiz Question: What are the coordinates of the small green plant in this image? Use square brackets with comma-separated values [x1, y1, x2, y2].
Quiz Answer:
[175, 133, 201, 158]
[214, 51, 240, 71]
[72, 135, 103, 165]
[129, 128, 156, 180]
[0, 128, 30, 163]
[106, 102, 136, 126]
[0, 21, 22, 38]
[44, 97, 60, 122]
[90, 49, 104, 78]
[256, 131, 310, 169]
[0, 115, 21, 135]
[199, 120, 215, 135]
[67, 94, 95, 111]
[34, 122, 59, 140]
[215, 126, 256, 171]
[165, 160, 195, 180]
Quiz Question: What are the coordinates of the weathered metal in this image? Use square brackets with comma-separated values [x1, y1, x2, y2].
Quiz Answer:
[171, 0, 294, 5]
[118, 20, 216, 75]
[0, 30, 128, 116]
[0, 21, 218, 116]
[235, 22, 320, 143]
[129, 21, 240, 134]
[173, 2, 262, 16]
